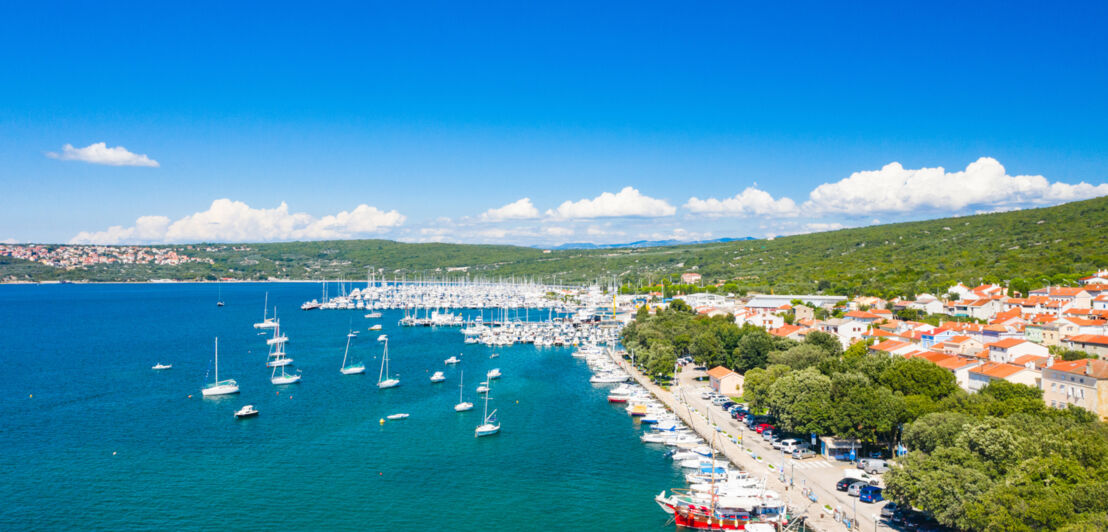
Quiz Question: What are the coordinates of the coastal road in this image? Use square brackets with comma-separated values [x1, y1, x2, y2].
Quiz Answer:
[611, 351, 894, 532]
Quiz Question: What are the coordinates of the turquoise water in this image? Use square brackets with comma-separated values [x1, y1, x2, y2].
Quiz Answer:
[0, 283, 684, 530]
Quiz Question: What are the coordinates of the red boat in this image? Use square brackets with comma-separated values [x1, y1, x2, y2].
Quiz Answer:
[655, 490, 786, 531]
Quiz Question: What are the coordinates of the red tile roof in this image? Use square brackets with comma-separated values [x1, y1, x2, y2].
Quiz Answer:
[988, 338, 1026, 349]
[1065, 334, 1108, 347]
[1047, 359, 1108, 379]
[971, 362, 1028, 379]
[871, 340, 911, 352]
[707, 366, 736, 379]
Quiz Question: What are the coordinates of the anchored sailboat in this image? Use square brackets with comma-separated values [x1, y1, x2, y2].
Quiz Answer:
[377, 336, 399, 388]
[340, 330, 366, 375]
[202, 338, 239, 396]
[475, 380, 499, 437]
[455, 370, 474, 411]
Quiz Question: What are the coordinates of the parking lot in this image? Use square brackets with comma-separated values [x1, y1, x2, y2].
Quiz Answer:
[676, 365, 897, 531]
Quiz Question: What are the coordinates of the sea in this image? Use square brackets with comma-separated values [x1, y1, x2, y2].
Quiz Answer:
[0, 282, 685, 530]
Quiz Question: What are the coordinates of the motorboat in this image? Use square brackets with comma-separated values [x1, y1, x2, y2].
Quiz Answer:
[365, 312, 383, 319]
[234, 405, 259, 418]
[486, 368, 501, 380]
[430, 371, 446, 383]
[152, 363, 172, 370]
[386, 413, 409, 420]
[444, 356, 461, 365]
[369, 324, 383, 331]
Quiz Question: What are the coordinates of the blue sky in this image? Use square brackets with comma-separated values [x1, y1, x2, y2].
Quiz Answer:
[2, 1, 1106, 245]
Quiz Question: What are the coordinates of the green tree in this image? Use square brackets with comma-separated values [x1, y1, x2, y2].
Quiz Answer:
[690, 332, 725, 368]
[742, 364, 790, 409]
[879, 357, 958, 401]
[766, 367, 833, 434]
[733, 329, 774, 372]
[804, 330, 843, 356]
[768, 343, 830, 371]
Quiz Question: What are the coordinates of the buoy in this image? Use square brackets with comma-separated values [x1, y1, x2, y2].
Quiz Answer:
[379, 472, 383, 476]
[515, 400, 519, 404]
[112, 451, 117, 456]
[276, 391, 280, 395]
[187, 394, 192, 398]
[28, 394, 32, 398]
[379, 418, 385, 424]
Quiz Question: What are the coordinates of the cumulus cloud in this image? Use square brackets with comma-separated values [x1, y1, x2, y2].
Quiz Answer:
[70, 199, 404, 244]
[547, 187, 676, 219]
[804, 157, 1108, 214]
[685, 186, 799, 217]
[480, 198, 540, 221]
[544, 226, 574, 237]
[47, 142, 159, 167]
[1, 238, 18, 244]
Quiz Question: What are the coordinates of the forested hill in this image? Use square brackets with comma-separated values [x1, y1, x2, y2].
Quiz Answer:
[3, 195, 1106, 296]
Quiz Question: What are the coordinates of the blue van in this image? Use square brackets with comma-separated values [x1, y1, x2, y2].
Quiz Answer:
[859, 485, 884, 503]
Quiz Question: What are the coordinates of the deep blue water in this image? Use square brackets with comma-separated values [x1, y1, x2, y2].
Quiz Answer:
[0, 283, 683, 530]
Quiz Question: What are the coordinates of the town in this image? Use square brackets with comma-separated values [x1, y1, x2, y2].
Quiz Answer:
[0, 243, 213, 269]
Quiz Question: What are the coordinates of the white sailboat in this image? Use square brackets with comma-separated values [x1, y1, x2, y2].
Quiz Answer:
[455, 370, 474, 411]
[253, 293, 278, 329]
[340, 331, 366, 375]
[271, 364, 302, 385]
[377, 337, 399, 388]
[202, 338, 239, 396]
[266, 324, 293, 367]
[475, 380, 499, 437]
[216, 283, 224, 307]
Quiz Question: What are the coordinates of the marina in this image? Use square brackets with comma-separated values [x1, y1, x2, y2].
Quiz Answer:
[0, 281, 692, 530]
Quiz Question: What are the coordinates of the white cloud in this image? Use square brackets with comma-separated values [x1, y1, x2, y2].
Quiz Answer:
[803, 222, 844, 232]
[547, 187, 676, 219]
[47, 142, 159, 167]
[805, 157, 1108, 214]
[685, 186, 798, 217]
[644, 228, 713, 241]
[1, 238, 18, 244]
[70, 199, 404, 244]
[480, 198, 540, 221]
[544, 226, 574, 237]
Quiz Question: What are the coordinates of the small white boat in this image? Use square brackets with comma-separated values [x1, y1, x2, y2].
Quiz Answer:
[202, 338, 239, 397]
[369, 324, 383, 331]
[152, 363, 172, 370]
[377, 334, 388, 342]
[444, 356, 461, 365]
[377, 337, 400, 389]
[430, 371, 446, 383]
[340, 329, 366, 375]
[455, 370, 474, 412]
[365, 312, 383, 319]
[386, 413, 409, 420]
[476, 382, 490, 394]
[475, 382, 499, 437]
[267, 357, 293, 367]
[271, 365, 302, 385]
[486, 368, 502, 380]
[234, 405, 258, 418]
[489, 353, 499, 359]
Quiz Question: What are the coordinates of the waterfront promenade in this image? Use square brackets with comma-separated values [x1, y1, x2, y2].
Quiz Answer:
[608, 349, 894, 532]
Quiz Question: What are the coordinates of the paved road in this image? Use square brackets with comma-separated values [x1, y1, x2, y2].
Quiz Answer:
[611, 350, 894, 531]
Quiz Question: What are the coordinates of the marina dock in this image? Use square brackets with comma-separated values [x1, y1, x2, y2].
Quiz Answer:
[607, 348, 884, 532]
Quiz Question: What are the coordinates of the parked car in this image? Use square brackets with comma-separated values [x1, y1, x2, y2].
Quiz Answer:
[721, 401, 736, 410]
[792, 448, 816, 460]
[847, 481, 868, 497]
[780, 439, 808, 453]
[859, 485, 884, 503]
[762, 430, 778, 442]
[835, 477, 857, 491]
[858, 458, 889, 474]
[842, 468, 881, 486]
[879, 502, 897, 519]
[754, 423, 774, 434]
[773, 438, 796, 450]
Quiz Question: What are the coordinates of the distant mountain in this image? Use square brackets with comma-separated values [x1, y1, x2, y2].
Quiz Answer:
[542, 237, 753, 250]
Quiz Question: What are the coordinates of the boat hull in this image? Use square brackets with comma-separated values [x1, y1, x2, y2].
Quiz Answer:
[455, 402, 474, 411]
[341, 366, 366, 375]
[475, 424, 500, 437]
[378, 379, 400, 388]
[202, 384, 239, 396]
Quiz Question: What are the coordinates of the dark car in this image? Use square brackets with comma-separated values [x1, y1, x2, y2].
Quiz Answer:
[859, 485, 884, 503]
[835, 477, 857, 491]
[880, 502, 897, 519]
[721, 401, 736, 410]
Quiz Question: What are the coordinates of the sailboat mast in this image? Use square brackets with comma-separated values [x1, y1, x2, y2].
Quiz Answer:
[214, 337, 219, 382]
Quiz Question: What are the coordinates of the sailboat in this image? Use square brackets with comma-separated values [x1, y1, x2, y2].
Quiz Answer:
[377, 337, 399, 388]
[455, 370, 474, 411]
[340, 330, 366, 375]
[202, 338, 239, 396]
[253, 293, 278, 329]
[266, 324, 293, 367]
[475, 380, 500, 437]
[271, 363, 302, 385]
[216, 282, 224, 307]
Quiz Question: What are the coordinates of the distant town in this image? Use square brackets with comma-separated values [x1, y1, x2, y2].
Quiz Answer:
[0, 243, 214, 269]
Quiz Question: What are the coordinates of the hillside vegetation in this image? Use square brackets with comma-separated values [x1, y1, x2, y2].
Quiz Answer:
[4, 196, 1107, 296]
